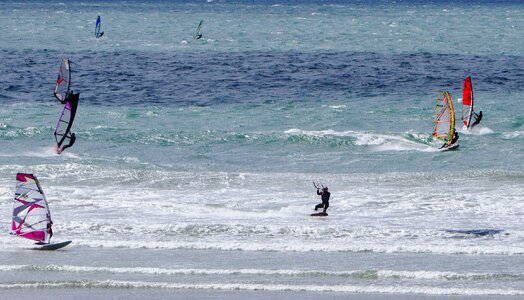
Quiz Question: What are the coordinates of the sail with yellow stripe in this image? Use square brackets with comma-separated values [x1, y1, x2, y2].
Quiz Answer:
[433, 91, 456, 146]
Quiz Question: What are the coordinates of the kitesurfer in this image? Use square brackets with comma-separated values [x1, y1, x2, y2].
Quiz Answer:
[57, 133, 76, 154]
[470, 111, 482, 128]
[314, 187, 330, 213]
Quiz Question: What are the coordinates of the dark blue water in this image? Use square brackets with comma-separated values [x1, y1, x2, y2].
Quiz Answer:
[2, 50, 524, 106]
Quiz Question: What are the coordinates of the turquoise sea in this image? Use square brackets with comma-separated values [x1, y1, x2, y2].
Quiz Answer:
[0, 1, 523, 298]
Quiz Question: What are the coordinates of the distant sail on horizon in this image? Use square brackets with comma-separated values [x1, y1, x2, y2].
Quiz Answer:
[194, 20, 203, 40]
[12, 173, 53, 244]
[95, 15, 104, 38]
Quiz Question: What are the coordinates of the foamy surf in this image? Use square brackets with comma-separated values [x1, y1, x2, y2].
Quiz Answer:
[0, 280, 522, 296]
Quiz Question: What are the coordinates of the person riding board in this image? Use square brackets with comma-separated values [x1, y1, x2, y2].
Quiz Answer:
[314, 186, 330, 213]
[440, 131, 459, 149]
[57, 132, 76, 154]
[470, 111, 482, 128]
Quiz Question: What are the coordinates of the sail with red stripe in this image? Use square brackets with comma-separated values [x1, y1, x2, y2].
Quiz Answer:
[54, 58, 71, 103]
[433, 91, 456, 145]
[12, 173, 52, 244]
[462, 76, 474, 128]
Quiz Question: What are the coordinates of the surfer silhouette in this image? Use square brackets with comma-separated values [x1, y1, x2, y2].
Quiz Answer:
[195, 33, 202, 40]
[57, 133, 76, 154]
[314, 187, 330, 213]
[47, 220, 53, 241]
[470, 111, 482, 128]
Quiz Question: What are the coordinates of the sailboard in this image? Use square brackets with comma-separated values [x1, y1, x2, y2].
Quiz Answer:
[54, 58, 71, 103]
[194, 20, 203, 40]
[310, 212, 328, 217]
[462, 76, 474, 129]
[54, 93, 79, 153]
[95, 15, 104, 38]
[433, 91, 458, 149]
[12, 173, 71, 250]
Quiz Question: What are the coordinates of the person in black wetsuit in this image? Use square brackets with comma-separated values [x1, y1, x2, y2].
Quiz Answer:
[57, 132, 76, 154]
[470, 111, 482, 128]
[47, 220, 53, 241]
[440, 131, 459, 149]
[314, 187, 330, 213]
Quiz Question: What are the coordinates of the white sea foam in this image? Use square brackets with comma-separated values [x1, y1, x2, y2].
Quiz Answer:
[284, 128, 438, 152]
[0, 264, 521, 281]
[0, 280, 522, 295]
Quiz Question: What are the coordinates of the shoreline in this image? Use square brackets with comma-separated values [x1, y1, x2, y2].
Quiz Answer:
[1, 288, 522, 300]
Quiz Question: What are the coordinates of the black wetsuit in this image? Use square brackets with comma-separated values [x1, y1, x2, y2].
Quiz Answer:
[60, 133, 76, 152]
[315, 189, 330, 213]
[441, 132, 459, 148]
[470, 111, 482, 128]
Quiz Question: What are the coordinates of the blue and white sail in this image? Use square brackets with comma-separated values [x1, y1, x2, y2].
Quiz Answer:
[95, 16, 104, 38]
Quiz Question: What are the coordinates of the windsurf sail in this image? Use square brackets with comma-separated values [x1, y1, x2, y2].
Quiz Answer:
[54, 58, 71, 103]
[54, 93, 79, 150]
[95, 15, 104, 38]
[12, 173, 52, 244]
[432, 91, 456, 145]
[462, 76, 474, 128]
[194, 20, 203, 40]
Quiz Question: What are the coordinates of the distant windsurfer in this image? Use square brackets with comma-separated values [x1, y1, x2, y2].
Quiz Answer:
[194, 20, 203, 40]
[314, 187, 330, 213]
[470, 111, 482, 128]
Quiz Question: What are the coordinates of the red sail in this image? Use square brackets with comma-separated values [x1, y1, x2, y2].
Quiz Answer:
[462, 77, 473, 106]
[461, 77, 474, 127]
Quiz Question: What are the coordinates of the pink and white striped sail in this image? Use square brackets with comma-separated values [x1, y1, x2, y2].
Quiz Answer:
[12, 173, 52, 244]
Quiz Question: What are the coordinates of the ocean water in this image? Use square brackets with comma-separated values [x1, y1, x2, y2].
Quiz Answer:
[0, 0, 523, 298]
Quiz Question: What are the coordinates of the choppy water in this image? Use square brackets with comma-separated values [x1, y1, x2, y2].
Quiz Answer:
[0, 0, 523, 298]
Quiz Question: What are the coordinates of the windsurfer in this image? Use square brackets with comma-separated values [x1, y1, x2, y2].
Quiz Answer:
[57, 133, 76, 154]
[314, 187, 330, 213]
[196, 33, 202, 40]
[441, 131, 459, 148]
[470, 111, 482, 128]
[48, 220, 53, 241]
